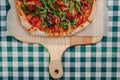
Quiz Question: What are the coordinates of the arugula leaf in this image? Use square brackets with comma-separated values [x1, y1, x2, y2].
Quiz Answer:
[87, 0, 93, 5]
[74, 0, 80, 3]
[60, 18, 71, 32]
[69, 3, 74, 13]
[21, 4, 28, 13]
[75, 3, 80, 13]
[23, 0, 26, 4]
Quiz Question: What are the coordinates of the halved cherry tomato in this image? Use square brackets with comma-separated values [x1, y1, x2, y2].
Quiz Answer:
[29, 16, 40, 26]
[76, 16, 84, 27]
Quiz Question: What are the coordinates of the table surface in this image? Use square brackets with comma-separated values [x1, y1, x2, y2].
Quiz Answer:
[0, 0, 120, 80]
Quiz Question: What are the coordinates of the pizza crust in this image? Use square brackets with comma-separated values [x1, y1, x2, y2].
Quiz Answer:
[88, 0, 97, 21]
[19, 15, 31, 29]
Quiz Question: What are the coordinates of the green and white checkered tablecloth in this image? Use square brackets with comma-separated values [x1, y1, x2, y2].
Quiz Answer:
[0, 0, 120, 80]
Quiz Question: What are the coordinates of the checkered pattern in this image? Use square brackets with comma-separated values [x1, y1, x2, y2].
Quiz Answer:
[0, 0, 120, 80]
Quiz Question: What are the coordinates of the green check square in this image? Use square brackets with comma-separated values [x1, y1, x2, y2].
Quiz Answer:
[70, 47, 75, 52]
[28, 47, 33, 52]
[112, 47, 117, 52]
[39, 57, 43, 62]
[8, 77, 13, 80]
[80, 77, 85, 80]
[8, 67, 13, 72]
[101, 77, 106, 80]
[18, 57, 23, 62]
[91, 77, 96, 80]
[28, 57, 33, 62]
[0, 57, 2, 62]
[113, 6, 118, 11]
[7, 57, 12, 62]
[91, 47, 96, 52]
[101, 67, 106, 72]
[29, 67, 34, 72]
[70, 67, 75, 72]
[112, 27, 118, 32]
[102, 47, 107, 52]
[0, 77, 3, 80]
[80, 57, 86, 62]
[0, 47, 2, 52]
[81, 46, 86, 52]
[112, 57, 117, 62]
[112, 77, 116, 80]
[70, 58, 75, 62]
[0, 67, 2, 72]
[18, 67, 23, 72]
[102, 37, 107, 42]
[70, 77, 75, 80]
[39, 67, 44, 72]
[18, 47, 23, 52]
[113, 16, 118, 21]
[91, 57, 96, 62]
[7, 47, 12, 52]
[19, 77, 23, 80]
[112, 67, 117, 72]
[7, 37, 12, 42]
[91, 67, 96, 72]
[101, 57, 106, 62]
[39, 47, 44, 52]
[80, 67, 85, 72]
[112, 37, 118, 42]
[29, 77, 34, 80]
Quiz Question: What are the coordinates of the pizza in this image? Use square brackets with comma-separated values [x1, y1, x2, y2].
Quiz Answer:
[16, 0, 97, 36]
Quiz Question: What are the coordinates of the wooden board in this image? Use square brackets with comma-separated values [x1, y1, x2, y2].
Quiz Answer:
[7, 0, 104, 79]
[14, 36, 103, 79]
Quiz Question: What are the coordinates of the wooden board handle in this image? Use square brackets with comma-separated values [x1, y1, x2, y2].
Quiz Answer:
[49, 59, 63, 79]
[43, 37, 70, 79]
[48, 47, 64, 79]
